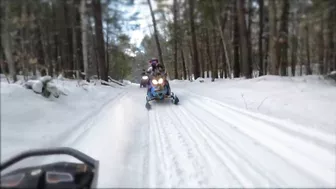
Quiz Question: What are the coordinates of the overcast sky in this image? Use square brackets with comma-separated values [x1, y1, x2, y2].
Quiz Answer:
[124, 0, 173, 47]
[124, 0, 155, 47]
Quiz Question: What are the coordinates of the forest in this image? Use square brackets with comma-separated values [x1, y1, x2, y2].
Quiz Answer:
[1, 0, 335, 83]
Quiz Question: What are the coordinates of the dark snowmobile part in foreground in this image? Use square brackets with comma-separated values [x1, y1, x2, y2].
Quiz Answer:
[0, 147, 99, 189]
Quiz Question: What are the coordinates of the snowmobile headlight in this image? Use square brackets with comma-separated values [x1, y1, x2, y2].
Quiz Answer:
[158, 78, 164, 84]
[152, 79, 158, 85]
[142, 76, 148, 80]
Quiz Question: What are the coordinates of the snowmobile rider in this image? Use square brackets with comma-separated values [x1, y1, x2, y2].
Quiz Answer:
[146, 58, 165, 75]
[146, 58, 171, 95]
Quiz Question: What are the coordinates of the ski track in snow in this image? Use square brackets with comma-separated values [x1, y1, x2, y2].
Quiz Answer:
[3, 86, 335, 187]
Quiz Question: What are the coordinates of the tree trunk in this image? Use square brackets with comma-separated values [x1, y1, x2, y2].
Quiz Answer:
[247, 0, 253, 75]
[318, 14, 324, 75]
[173, 0, 178, 79]
[220, 40, 226, 78]
[304, 24, 312, 75]
[188, 39, 193, 78]
[268, 0, 278, 75]
[199, 45, 205, 78]
[52, 2, 60, 75]
[290, 9, 297, 76]
[64, 1, 74, 77]
[105, 21, 110, 78]
[291, 35, 298, 76]
[75, 5, 83, 78]
[20, 1, 29, 80]
[92, 0, 108, 81]
[213, 30, 219, 79]
[72, 7, 78, 78]
[206, 29, 213, 79]
[236, 0, 251, 78]
[188, 0, 201, 79]
[211, 0, 231, 78]
[233, 0, 240, 78]
[181, 49, 187, 80]
[37, 22, 50, 76]
[206, 52, 210, 78]
[327, 1, 334, 72]
[279, 0, 289, 76]
[1, 0, 17, 82]
[258, 0, 264, 76]
[57, 1, 68, 74]
[36, 26, 46, 74]
[147, 0, 165, 68]
[80, 0, 89, 81]
[264, 34, 269, 74]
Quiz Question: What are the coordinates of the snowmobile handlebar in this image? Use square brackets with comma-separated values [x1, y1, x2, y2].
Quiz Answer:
[0, 147, 99, 189]
[0, 147, 97, 171]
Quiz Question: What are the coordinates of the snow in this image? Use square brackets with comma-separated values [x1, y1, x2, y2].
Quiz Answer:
[172, 75, 336, 133]
[0, 78, 123, 162]
[1, 75, 335, 188]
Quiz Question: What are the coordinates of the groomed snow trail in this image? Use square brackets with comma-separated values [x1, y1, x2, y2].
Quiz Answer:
[144, 89, 335, 188]
[35, 87, 336, 187]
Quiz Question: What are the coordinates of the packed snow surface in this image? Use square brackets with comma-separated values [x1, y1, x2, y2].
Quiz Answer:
[1, 75, 335, 188]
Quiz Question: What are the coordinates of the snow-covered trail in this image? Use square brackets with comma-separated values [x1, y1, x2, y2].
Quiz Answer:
[66, 87, 335, 188]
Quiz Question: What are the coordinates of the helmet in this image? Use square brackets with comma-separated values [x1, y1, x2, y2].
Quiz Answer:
[149, 58, 158, 66]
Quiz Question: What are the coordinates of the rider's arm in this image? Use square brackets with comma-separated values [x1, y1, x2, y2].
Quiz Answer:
[158, 64, 165, 69]
[147, 67, 152, 73]
[157, 64, 165, 72]
[158, 64, 166, 75]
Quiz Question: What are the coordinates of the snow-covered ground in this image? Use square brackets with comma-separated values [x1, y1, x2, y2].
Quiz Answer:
[1, 78, 124, 159]
[1, 75, 335, 188]
[172, 75, 336, 133]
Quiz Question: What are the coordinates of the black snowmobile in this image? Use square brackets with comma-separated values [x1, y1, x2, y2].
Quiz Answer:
[0, 147, 99, 189]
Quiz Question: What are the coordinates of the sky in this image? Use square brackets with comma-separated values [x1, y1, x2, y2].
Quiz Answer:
[124, 0, 155, 47]
[123, 0, 173, 47]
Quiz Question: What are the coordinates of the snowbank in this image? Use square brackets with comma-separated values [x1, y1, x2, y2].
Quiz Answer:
[172, 75, 336, 133]
[123, 79, 139, 87]
[0, 78, 123, 161]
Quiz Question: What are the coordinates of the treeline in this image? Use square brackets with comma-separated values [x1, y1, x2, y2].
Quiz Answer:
[0, 0, 136, 82]
[141, 0, 336, 80]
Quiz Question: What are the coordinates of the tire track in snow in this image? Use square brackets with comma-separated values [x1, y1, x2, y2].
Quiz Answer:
[32, 91, 129, 168]
[151, 103, 187, 187]
[180, 99, 299, 187]
[166, 106, 210, 187]
[184, 90, 335, 151]
[147, 103, 167, 187]
[111, 90, 152, 187]
[168, 104, 243, 187]
[58, 91, 128, 147]
[175, 103, 276, 187]
[41, 91, 128, 148]
[148, 101, 189, 187]
[148, 101, 215, 187]
[141, 108, 151, 187]
[187, 97, 335, 184]
[182, 94, 335, 187]
[157, 105, 210, 187]
[156, 113, 186, 187]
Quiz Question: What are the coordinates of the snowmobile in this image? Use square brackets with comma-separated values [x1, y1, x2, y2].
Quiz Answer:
[145, 72, 179, 109]
[0, 147, 99, 189]
[140, 74, 149, 88]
